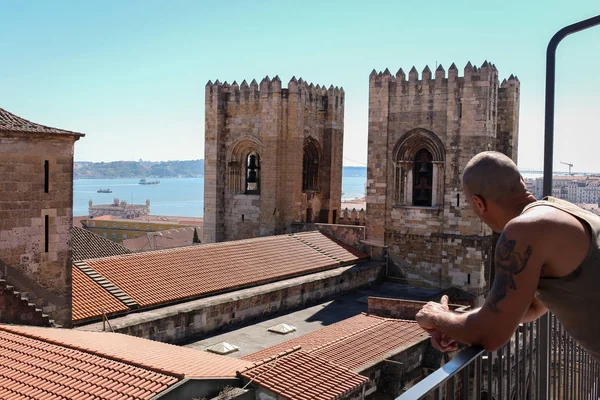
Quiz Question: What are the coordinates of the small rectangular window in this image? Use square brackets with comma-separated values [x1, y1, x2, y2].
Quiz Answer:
[44, 160, 49, 193]
[147, 225, 152, 230]
[123, 224, 128, 228]
[44, 215, 49, 252]
[122, 233, 127, 239]
[111, 233, 117, 239]
[456, 194, 460, 207]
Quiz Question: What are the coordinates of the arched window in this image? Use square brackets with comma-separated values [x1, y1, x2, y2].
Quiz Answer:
[303, 139, 320, 191]
[393, 129, 445, 207]
[245, 152, 260, 194]
[412, 149, 433, 206]
[228, 136, 262, 195]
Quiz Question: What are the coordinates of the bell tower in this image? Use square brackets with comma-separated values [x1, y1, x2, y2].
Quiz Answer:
[203, 76, 345, 243]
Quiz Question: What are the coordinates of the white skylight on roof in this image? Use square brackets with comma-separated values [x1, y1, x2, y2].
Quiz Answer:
[206, 342, 240, 355]
[268, 323, 297, 334]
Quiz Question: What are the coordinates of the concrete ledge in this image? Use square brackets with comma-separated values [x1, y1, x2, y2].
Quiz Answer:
[77, 261, 384, 343]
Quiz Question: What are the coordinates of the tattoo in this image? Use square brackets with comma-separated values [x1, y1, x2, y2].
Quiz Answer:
[487, 237, 533, 313]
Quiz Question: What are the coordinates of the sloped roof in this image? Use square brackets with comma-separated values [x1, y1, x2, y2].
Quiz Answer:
[73, 231, 368, 322]
[72, 226, 132, 261]
[122, 226, 201, 252]
[0, 107, 84, 137]
[239, 351, 367, 400]
[0, 326, 178, 399]
[2, 325, 252, 379]
[243, 313, 427, 372]
[72, 267, 128, 321]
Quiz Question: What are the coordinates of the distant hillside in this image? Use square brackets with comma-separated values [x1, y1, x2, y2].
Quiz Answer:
[74, 160, 366, 179]
[74, 160, 204, 179]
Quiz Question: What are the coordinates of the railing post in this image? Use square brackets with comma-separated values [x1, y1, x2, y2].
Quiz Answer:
[542, 13, 600, 400]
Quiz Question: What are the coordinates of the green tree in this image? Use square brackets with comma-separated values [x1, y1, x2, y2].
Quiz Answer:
[193, 228, 201, 244]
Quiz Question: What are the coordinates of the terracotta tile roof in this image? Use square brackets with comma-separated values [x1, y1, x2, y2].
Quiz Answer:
[242, 314, 383, 362]
[76, 232, 368, 317]
[309, 318, 427, 371]
[292, 231, 366, 262]
[243, 313, 428, 372]
[122, 226, 202, 252]
[72, 226, 132, 261]
[0, 107, 84, 137]
[0, 326, 178, 399]
[72, 267, 129, 322]
[239, 351, 368, 400]
[3, 325, 253, 379]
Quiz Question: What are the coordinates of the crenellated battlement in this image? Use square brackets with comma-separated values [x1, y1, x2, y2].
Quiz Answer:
[369, 61, 518, 89]
[206, 75, 344, 112]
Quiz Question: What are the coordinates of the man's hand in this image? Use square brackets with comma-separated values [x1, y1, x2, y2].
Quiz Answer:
[417, 296, 458, 352]
[416, 295, 452, 330]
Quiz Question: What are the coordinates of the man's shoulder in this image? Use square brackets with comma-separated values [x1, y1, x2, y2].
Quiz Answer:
[506, 206, 565, 238]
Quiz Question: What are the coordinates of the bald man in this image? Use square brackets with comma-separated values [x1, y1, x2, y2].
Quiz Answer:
[416, 151, 600, 361]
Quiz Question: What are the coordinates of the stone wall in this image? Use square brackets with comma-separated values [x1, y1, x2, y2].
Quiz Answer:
[203, 76, 344, 243]
[0, 279, 53, 326]
[291, 223, 365, 252]
[365, 62, 519, 292]
[367, 297, 466, 320]
[77, 262, 384, 343]
[0, 132, 77, 327]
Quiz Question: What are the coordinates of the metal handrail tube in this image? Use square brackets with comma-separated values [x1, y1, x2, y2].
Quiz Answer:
[396, 346, 484, 400]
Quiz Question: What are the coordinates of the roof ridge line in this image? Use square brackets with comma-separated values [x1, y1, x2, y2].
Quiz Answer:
[0, 326, 185, 380]
[290, 233, 344, 263]
[239, 345, 303, 372]
[306, 319, 387, 354]
[73, 261, 139, 310]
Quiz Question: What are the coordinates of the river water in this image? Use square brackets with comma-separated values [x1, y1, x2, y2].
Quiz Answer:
[74, 175, 367, 218]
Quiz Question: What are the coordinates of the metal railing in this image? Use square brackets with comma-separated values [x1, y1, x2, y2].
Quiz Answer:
[397, 317, 599, 400]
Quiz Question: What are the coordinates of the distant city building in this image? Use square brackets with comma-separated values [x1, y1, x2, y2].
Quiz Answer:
[203, 76, 344, 242]
[366, 61, 520, 295]
[531, 175, 600, 204]
[0, 107, 84, 327]
[80, 216, 195, 243]
[88, 198, 150, 219]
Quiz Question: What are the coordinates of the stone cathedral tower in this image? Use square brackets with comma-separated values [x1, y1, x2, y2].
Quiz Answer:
[366, 61, 520, 294]
[203, 76, 344, 243]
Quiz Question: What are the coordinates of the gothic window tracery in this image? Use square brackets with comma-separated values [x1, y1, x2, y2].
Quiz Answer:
[393, 129, 445, 208]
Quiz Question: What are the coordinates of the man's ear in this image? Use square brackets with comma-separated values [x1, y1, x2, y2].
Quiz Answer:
[472, 194, 487, 214]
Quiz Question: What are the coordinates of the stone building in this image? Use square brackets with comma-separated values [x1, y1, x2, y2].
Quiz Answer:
[0, 107, 84, 327]
[203, 76, 344, 242]
[88, 198, 150, 219]
[366, 62, 520, 294]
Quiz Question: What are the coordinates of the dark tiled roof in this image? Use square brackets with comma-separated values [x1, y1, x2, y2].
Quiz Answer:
[0, 107, 84, 137]
[431, 287, 477, 302]
[0, 326, 179, 399]
[73, 232, 368, 321]
[72, 226, 132, 261]
[239, 350, 367, 400]
[122, 226, 202, 252]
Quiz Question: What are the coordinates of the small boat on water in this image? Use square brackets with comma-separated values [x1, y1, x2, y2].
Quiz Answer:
[97, 189, 112, 193]
[139, 179, 160, 185]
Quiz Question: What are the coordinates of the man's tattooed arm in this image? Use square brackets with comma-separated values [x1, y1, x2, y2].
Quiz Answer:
[487, 236, 533, 313]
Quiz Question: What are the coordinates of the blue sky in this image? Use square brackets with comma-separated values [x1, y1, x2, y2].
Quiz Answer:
[1, 1, 598, 171]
